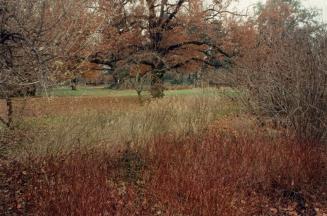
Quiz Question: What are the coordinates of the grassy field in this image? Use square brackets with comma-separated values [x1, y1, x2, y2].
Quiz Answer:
[3, 87, 241, 156]
[45, 86, 235, 97]
[0, 87, 240, 119]
[1, 87, 326, 215]
[46, 86, 142, 97]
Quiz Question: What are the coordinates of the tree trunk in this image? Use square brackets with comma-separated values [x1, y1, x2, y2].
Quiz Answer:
[150, 71, 165, 98]
[111, 74, 120, 89]
[71, 78, 78, 90]
[6, 97, 13, 128]
[27, 85, 37, 96]
[0, 97, 14, 128]
[71, 84, 77, 91]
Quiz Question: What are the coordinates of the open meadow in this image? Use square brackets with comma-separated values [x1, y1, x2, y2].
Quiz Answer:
[1, 87, 326, 215]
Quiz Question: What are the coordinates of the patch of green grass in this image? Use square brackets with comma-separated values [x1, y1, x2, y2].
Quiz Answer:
[45, 86, 237, 98]
[165, 88, 210, 96]
[45, 86, 138, 97]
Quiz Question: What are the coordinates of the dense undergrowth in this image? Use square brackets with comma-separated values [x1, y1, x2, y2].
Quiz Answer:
[1, 127, 326, 215]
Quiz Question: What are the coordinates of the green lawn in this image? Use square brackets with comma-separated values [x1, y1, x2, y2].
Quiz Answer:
[45, 86, 233, 97]
[45, 86, 136, 97]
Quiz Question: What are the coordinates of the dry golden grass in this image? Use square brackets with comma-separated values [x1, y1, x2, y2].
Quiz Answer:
[0, 96, 140, 118]
[6, 88, 240, 159]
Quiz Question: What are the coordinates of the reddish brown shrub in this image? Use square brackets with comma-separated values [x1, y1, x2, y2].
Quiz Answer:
[147, 132, 326, 215]
[1, 150, 162, 215]
[1, 130, 326, 215]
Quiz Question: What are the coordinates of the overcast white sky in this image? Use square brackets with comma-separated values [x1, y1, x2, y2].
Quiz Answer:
[230, 0, 327, 22]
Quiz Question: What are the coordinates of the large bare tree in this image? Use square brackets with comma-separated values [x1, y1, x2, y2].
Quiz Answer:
[89, 0, 238, 96]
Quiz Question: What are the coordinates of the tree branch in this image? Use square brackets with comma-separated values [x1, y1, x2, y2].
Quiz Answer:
[160, 0, 185, 29]
[169, 57, 223, 70]
[162, 41, 232, 58]
[0, 116, 8, 127]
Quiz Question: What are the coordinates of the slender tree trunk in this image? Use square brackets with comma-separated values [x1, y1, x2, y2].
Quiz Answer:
[150, 70, 165, 98]
[111, 74, 120, 89]
[0, 97, 14, 128]
[27, 85, 37, 96]
[71, 78, 77, 90]
[71, 84, 77, 91]
[136, 89, 143, 104]
[6, 97, 13, 128]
